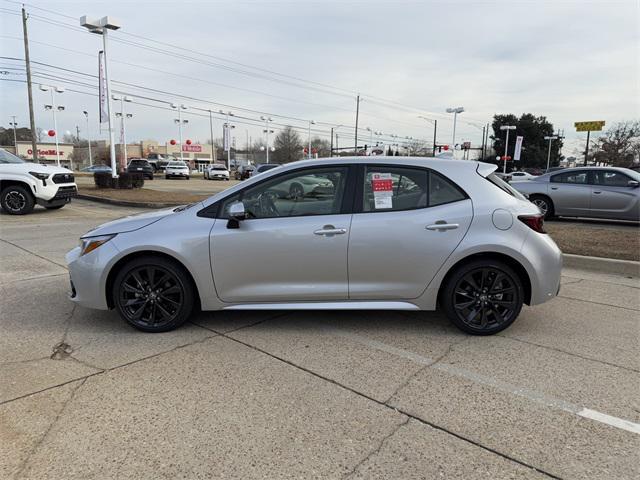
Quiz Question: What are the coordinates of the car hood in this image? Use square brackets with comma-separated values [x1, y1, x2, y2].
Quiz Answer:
[10, 162, 73, 175]
[82, 207, 177, 237]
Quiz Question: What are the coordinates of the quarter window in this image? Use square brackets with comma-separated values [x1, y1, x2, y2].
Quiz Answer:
[429, 171, 467, 206]
[221, 167, 348, 219]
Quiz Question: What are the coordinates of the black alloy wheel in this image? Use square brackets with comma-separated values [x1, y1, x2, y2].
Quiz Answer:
[442, 260, 523, 335]
[1, 185, 35, 215]
[114, 256, 194, 332]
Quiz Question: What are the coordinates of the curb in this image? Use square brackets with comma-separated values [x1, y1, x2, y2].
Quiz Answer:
[76, 194, 183, 209]
[562, 253, 640, 277]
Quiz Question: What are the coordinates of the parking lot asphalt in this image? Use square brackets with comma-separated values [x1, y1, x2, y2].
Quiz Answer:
[1, 199, 638, 479]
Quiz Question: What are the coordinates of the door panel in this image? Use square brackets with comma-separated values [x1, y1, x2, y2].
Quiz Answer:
[590, 171, 640, 220]
[210, 215, 351, 302]
[549, 171, 591, 216]
[348, 200, 473, 299]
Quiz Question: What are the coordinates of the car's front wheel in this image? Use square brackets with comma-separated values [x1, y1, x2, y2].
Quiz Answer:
[441, 259, 524, 335]
[113, 256, 195, 332]
[1, 185, 35, 215]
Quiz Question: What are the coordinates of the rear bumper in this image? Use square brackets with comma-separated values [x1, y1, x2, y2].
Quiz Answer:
[521, 231, 563, 305]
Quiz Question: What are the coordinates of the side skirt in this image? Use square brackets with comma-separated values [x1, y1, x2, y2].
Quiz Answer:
[223, 301, 421, 311]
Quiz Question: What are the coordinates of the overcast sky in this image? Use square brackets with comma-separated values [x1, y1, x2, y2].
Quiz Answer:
[1, 0, 638, 156]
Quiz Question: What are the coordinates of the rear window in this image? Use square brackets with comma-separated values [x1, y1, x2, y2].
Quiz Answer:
[486, 173, 527, 200]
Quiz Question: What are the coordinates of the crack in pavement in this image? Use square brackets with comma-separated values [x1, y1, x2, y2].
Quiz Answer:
[12, 377, 88, 480]
[557, 294, 640, 312]
[342, 416, 411, 479]
[0, 238, 68, 270]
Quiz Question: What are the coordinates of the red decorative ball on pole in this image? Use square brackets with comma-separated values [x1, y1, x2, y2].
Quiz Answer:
[443, 145, 449, 151]
[186, 139, 192, 145]
[170, 139, 176, 145]
[48, 129, 56, 137]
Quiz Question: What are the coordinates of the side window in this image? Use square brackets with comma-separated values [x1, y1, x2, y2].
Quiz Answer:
[429, 171, 467, 206]
[363, 166, 428, 212]
[593, 171, 631, 187]
[221, 167, 348, 219]
[551, 171, 588, 184]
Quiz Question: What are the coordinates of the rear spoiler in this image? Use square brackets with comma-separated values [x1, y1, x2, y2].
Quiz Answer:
[476, 162, 498, 178]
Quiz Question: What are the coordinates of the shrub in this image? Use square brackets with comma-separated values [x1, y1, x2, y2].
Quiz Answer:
[94, 172, 144, 189]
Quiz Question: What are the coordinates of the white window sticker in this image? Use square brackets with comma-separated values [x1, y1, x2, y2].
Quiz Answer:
[371, 173, 393, 209]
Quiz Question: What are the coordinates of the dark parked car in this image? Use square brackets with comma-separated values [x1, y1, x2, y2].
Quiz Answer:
[234, 164, 255, 180]
[126, 159, 154, 179]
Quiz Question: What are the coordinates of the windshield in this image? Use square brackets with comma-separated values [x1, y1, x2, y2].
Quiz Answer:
[0, 148, 25, 164]
[168, 162, 187, 167]
[211, 165, 227, 170]
[486, 173, 528, 200]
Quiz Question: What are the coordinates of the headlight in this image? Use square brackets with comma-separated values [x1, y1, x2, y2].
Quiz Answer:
[79, 234, 116, 256]
[29, 171, 49, 180]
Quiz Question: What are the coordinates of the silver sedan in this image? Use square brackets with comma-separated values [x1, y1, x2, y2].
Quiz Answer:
[66, 157, 562, 335]
[512, 167, 640, 221]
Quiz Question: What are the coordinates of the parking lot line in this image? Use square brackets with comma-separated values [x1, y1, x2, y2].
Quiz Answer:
[328, 327, 640, 435]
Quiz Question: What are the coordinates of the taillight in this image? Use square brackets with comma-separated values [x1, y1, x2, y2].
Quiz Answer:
[518, 214, 547, 233]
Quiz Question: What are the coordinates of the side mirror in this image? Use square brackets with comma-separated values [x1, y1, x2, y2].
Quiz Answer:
[628, 180, 639, 188]
[227, 201, 246, 229]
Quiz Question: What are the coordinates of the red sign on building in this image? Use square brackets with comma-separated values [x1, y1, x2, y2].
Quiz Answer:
[182, 144, 202, 152]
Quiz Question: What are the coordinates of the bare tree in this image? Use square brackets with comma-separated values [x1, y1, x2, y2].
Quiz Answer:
[273, 126, 302, 163]
[309, 137, 331, 158]
[591, 120, 640, 167]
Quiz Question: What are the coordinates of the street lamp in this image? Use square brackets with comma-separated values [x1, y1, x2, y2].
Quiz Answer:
[9, 116, 18, 147]
[80, 15, 121, 178]
[82, 110, 93, 166]
[260, 115, 274, 163]
[172, 103, 188, 161]
[308, 120, 315, 159]
[418, 116, 438, 156]
[113, 95, 132, 168]
[544, 135, 559, 172]
[445, 107, 464, 155]
[330, 124, 343, 157]
[39, 84, 65, 166]
[219, 110, 234, 170]
[499, 125, 517, 174]
[366, 127, 374, 151]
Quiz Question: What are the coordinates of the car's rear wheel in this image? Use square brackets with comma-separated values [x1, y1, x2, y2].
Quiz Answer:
[441, 259, 523, 335]
[529, 195, 554, 219]
[113, 256, 194, 332]
[1, 185, 35, 215]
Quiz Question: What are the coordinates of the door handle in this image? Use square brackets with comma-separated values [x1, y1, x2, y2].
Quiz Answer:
[426, 223, 459, 231]
[593, 190, 602, 194]
[314, 226, 347, 236]
[551, 187, 558, 190]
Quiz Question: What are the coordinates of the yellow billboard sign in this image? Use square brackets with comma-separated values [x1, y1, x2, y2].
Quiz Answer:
[574, 121, 605, 132]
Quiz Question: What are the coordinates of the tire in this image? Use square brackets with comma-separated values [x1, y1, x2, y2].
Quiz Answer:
[1, 185, 35, 215]
[441, 259, 524, 335]
[45, 204, 65, 210]
[165, 175, 170, 180]
[185, 176, 190, 180]
[529, 195, 554, 219]
[113, 255, 195, 333]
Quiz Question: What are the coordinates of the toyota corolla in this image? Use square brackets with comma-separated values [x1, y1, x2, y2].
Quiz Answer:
[66, 157, 562, 335]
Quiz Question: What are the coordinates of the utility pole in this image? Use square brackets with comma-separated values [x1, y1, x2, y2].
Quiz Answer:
[9, 115, 18, 147]
[354, 95, 360, 155]
[432, 120, 437, 156]
[76, 125, 80, 142]
[208, 110, 216, 164]
[22, 7, 38, 161]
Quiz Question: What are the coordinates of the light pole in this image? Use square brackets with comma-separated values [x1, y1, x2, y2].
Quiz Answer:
[9, 116, 18, 147]
[260, 116, 273, 163]
[82, 110, 93, 166]
[330, 124, 343, 157]
[418, 116, 438, 156]
[446, 107, 464, 155]
[172, 104, 188, 161]
[308, 120, 315, 159]
[80, 15, 121, 178]
[544, 135, 558, 172]
[366, 127, 374, 152]
[219, 110, 234, 170]
[499, 125, 516, 174]
[113, 95, 132, 168]
[39, 84, 65, 166]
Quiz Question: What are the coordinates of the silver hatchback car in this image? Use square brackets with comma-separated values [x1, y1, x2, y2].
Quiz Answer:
[66, 157, 562, 335]
[512, 167, 640, 221]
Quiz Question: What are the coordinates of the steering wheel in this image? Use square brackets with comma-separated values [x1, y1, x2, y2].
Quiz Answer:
[258, 191, 279, 217]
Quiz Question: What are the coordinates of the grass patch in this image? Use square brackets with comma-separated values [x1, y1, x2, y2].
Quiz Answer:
[546, 222, 639, 261]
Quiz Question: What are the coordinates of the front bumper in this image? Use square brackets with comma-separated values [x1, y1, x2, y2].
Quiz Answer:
[166, 171, 189, 177]
[209, 173, 229, 179]
[66, 241, 120, 310]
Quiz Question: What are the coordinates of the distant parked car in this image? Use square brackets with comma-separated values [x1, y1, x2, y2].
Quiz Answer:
[204, 163, 230, 181]
[234, 165, 255, 180]
[82, 164, 112, 173]
[146, 153, 171, 172]
[165, 161, 190, 179]
[544, 166, 565, 174]
[511, 167, 640, 221]
[251, 163, 280, 177]
[126, 159, 154, 179]
[510, 171, 536, 180]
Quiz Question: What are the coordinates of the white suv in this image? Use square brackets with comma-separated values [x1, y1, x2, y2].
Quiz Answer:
[0, 148, 77, 215]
